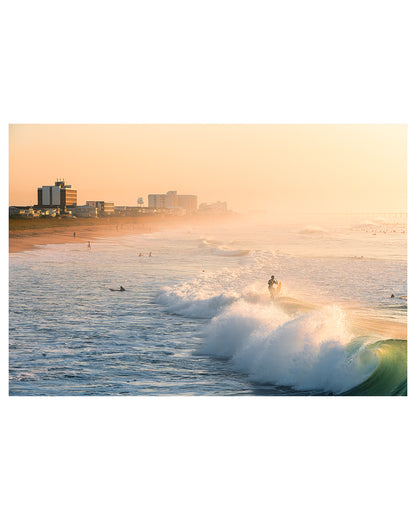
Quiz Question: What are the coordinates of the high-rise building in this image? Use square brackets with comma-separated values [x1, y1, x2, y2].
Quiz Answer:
[37, 180, 77, 209]
[177, 195, 197, 213]
[148, 191, 197, 213]
[199, 201, 228, 214]
[148, 190, 178, 209]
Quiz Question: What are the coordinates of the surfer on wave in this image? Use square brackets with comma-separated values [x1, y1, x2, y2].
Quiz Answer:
[268, 275, 279, 300]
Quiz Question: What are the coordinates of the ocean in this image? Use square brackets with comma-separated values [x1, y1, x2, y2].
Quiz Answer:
[9, 213, 407, 396]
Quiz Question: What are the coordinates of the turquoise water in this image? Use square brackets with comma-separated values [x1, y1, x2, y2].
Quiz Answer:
[9, 214, 407, 396]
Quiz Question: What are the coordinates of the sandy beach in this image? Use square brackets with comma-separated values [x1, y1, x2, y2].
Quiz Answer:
[10, 221, 158, 253]
[9, 215, 232, 253]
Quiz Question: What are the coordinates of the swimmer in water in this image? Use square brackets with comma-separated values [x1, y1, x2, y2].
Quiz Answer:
[120, 286, 125, 292]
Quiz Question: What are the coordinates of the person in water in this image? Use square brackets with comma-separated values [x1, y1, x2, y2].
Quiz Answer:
[120, 286, 125, 291]
[268, 275, 278, 299]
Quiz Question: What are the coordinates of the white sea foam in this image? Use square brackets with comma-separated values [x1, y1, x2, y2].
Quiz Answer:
[157, 269, 242, 318]
[199, 236, 251, 256]
[157, 259, 273, 318]
[198, 301, 378, 393]
[157, 285, 237, 319]
[158, 266, 379, 393]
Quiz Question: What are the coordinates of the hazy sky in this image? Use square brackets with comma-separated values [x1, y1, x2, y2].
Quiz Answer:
[9, 125, 406, 213]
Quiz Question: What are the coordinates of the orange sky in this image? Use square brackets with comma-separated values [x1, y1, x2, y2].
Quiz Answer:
[9, 125, 407, 213]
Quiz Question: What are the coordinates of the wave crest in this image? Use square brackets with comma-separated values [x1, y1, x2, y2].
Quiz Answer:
[198, 302, 378, 393]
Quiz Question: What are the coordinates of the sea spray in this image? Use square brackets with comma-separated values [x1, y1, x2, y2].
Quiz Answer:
[157, 263, 266, 319]
[198, 301, 379, 393]
[157, 286, 237, 319]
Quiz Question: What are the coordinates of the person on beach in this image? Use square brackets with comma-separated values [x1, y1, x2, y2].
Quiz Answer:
[149, 252, 152, 257]
[73, 231, 76, 238]
[268, 275, 278, 299]
[88, 241, 91, 250]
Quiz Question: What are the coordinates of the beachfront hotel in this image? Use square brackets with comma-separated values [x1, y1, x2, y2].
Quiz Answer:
[148, 190, 197, 214]
[37, 180, 77, 210]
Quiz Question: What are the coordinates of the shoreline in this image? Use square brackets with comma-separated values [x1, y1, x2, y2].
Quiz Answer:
[9, 215, 234, 253]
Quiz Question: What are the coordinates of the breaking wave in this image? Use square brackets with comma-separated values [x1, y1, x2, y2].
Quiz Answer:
[199, 237, 251, 256]
[198, 302, 381, 394]
[158, 273, 407, 395]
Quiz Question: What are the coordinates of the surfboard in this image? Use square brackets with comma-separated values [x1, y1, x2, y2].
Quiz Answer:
[276, 282, 282, 295]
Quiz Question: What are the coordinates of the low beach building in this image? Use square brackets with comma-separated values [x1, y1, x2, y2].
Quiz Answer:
[114, 206, 147, 216]
[72, 205, 98, 218]
[9, 206, 28, 216]
[9, 206, 38, 217]
[86, 201, 115, 215]
[9, 206, 62, 218]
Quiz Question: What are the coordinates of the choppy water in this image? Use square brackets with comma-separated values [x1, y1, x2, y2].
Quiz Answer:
[9, 213, 407, 395]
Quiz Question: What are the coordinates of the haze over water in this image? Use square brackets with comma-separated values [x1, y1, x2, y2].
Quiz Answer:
[9, 212, 407, 396]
